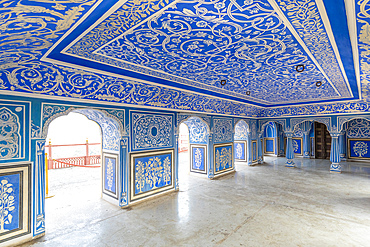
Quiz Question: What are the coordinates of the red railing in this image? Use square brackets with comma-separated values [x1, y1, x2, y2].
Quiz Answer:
[178, 134, 189, 153]
[45, 140, 101, 169]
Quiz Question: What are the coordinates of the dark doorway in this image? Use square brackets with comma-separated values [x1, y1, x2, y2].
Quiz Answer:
[314, 122, 331, 159]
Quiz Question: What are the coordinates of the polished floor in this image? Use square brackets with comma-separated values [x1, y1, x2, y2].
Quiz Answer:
[21, 155, 370, 246]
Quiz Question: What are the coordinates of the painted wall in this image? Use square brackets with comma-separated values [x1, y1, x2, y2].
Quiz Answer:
[263, 122, 276, 155]
[183, 117, 209, 175]
[346, 119, 370, 160]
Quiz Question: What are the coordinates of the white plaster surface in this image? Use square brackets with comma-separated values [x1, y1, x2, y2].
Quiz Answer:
[19, 155, 370, 246]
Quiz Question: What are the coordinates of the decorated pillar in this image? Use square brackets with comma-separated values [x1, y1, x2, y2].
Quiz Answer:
[339, 132, 346, 161]
[278, 130, 285, 157]
[285, 132, 295, 167]
[257, 132, 263, 164]
[119, 137, 129, 207]
[330, 132, 341, 173]
[208, 132, 214, 179]
[303, 131, 310, 158]
[247, 132, 252, 165]
[174, 133, 179, 190]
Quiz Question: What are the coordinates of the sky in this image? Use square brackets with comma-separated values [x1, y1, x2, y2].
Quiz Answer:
[46, 112, 102, 158]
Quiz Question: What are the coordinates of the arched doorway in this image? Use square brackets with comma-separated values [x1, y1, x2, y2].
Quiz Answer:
[41, 107, 123, 238]
[177, 116, 210, 179]
[234, 120, 250, 163]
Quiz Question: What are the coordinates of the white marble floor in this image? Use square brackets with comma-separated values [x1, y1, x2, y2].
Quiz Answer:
[20, 155, 370, 246]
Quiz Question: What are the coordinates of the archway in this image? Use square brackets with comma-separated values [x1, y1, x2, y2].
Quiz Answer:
[340, 118, 370, 161]
[41, 107, 123, 237]
[292, 120, 331, 160]
[234, 120, 250, 163]
[177, 116, 210, 179]
[259, 121, 284, 163]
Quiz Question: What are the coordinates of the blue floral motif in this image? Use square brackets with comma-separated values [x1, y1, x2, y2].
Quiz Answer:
[134, 153, 172, 195]
[132, 113, 173, 150]
[213, 118, 233, 143]
[0, 107, 21, 159]
[234, 120, 249, 141]
[346, 119, 370, 138]
[93, 0, 341, 104]
[184, 117, 209, 144]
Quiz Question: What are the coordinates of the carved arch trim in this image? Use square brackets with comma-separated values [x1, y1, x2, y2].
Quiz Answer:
[41, 106, 125, 139]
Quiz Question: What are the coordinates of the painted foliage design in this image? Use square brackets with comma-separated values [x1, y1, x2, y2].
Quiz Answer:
[215, 145, 232, 172]
[353, 141, 368, 157]
[0, 107, 20, 159]
[0, 175, 19, 233]
[0, 0, 261, 117]
[184, 117, 209, 144]
[213, 118, 233, 143]
[132, 113, 173, 150]
[94, 0, 341, 104]
[192, 146, 205, 171]
[293, 140, 299, 153]
[277, 0, 350, 97]
[134, 153, 172, 194]
[104, 157, 116, 194]
[234, 120, 249, 141]
[346, 119, 370, 138]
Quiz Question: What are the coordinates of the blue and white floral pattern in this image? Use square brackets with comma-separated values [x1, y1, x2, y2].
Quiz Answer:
[131, 113, 173, 150]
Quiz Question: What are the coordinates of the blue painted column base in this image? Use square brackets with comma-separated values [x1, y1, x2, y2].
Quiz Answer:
[303, 152, 310, 158]
[285, 159, 295, 168]
[258, 157, 263, 164]
[330, 163, 342, 173]
[285, 133, 295, 168]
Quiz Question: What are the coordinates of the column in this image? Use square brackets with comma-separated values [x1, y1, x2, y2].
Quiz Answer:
[174, 133, 179, 189]
[285, 132, 295, 167]
[339, 132, 346, 161]
[257, 132, 263, 164]
[278, 131, 285, 157]
[247, 133, 252, 165]
[330, 133, 341, 173]
[119, 137, 129, 207]
[303, 132, 310, 158]
[208, 133, 214, 179]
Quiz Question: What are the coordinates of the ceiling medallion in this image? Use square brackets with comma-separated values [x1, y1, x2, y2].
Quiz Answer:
[316, 81, 322, 87]
[295, 64, 305, 73]
[220, 80, 226, 86]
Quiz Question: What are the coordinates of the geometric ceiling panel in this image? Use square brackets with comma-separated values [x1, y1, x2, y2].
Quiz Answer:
[46, 0, 356, 106]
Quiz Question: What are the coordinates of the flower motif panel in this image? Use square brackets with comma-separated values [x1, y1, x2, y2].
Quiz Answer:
[0, 163, 31, 243]
[0, 175, 19, 233]
[234, 141, 246, 161]
[214, 143, 233, 175]
[130, 149, 174, 201]
[190, 145, 207, 173]
[103, 154, 117, 197]
[349, 139, 370, 159]
[292, 138, 302, 155]
[131, 112, 173, 151]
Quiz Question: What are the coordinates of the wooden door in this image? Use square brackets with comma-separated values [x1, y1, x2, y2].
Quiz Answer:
[314, 122, 331, 159]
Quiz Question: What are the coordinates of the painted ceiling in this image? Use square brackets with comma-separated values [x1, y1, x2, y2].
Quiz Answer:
[0, 0, 369, 117]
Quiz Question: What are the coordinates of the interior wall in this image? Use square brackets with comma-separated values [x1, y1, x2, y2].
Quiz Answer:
[346, 119, 370, 160]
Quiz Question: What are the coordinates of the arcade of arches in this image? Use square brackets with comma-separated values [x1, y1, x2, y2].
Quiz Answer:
[1, 0, 370, 246]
